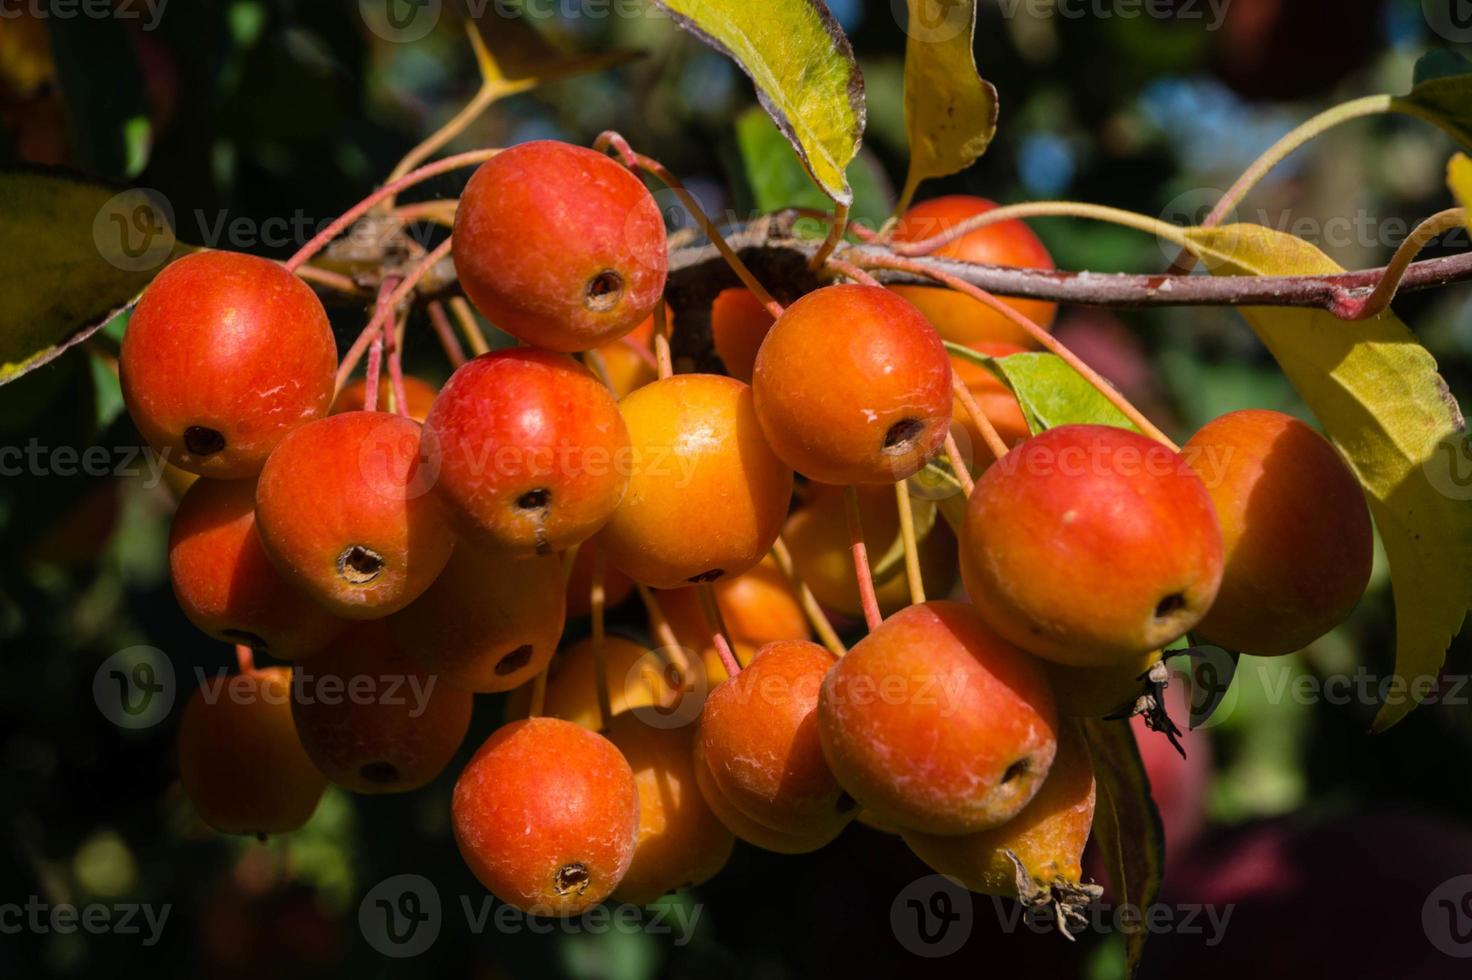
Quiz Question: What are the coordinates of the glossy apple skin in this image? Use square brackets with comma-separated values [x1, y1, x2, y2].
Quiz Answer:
[424, 350, 630, 556]
[453, 718, 640, 915]
[390, 545, 564, 693]
[291, 622, 472, 794]
[903, 722, 1094, 896]
[597, 375, 794, 589]
[699, 641, 856, 841]
[711, 288, 776, 383]
[254, 412, 455, 619]
[564, 542, 635, 619]
[889, 196, 1057, 348]
[177, 666, 326, 836]
[657, 555, 809, 655]
[950, 341, 1031, 471]
[753, 285, 953, 485]
[121, 251, 337, 479]
[1183, 409, 1372, 656]
[504, 635, 670, 730]
[1043, 649, 1162, 719]
[962, 424, 1224, 667]
[605, 714, 734, 905]
[169, 477, 346, 660]
[330, 375, 439, 422]
[819, 601, 1058, 835]
[452, 140, 667, 352]
[782, 483, 958, 620]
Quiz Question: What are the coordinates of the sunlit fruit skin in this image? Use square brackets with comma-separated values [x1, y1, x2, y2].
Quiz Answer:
[565, 542, 635, 619]
[692, 736, 845, 854]
[711, 288, 776, 383]
[291, 622, 472, 794]
[698, 641, 856, 840]
[453, 717, 640, 915]
[120, 251, 337, 479]
[753, 285, 953, 485]
[177, 666, 326, 836]
[605, 714, 734, 904]
[657, 555, 810, 654]
[452, 140, 668, 353]
[950, 341, 1031, 470]
[902, 722, 1095, 896]
[598, 375, 794, 588]
[783, 484, 958, 620]
[424, 350, 630, 556]
[254, 412, 456, 619]
[330, 375, 438, 423]
[169, 477, 346, 659]
[961, 424, 1224, 667]
[1183, 409, 1372, 656]
[1043, 650, 1162, 719]
[818, 601, 1058, 835]
[390, 545, 564, 693]
[889, 196, 1057, 348]
[505, 635, 671, 730]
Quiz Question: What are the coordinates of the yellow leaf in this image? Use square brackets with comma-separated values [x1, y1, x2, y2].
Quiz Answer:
[651, 0, 864, 206]
[1186, 224, 1472, 731]
[468, 6, 639, 89]
[900, 0, 998, 207]
[1448, 153, 1472, 228]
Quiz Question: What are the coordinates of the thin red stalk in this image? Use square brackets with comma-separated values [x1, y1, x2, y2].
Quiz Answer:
[427, 301, 468, 369]
[235, 644, 254, 675]
[843, 486, 883, 632]
[386, 311, 409, 416]
[824, 255, 882, 287]
[697, 584, 742, 678]
[335, 241, 449, 392]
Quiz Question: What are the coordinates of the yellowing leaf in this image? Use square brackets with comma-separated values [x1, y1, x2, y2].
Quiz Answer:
[1448, 153, 1472, 227]
[468, 5, 639, 90]
[651, 0, 864, 206]
[1185, 224, 1472, 731]
[900, 0, 998, 207]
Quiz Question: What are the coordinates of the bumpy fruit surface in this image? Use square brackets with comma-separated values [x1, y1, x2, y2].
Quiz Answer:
[819, 601, 1057, 835]
[961, 424, 1223, 667]
[390, 545, 564, 693]
[1183, 409, 1372, 656]
[889, 196, 1056, 348]
[453, 718, 640, 915]
[177, 666, 326, 836]
[254, 412, 456, 619]
[121, 251, 337, 478]
[425, 350, 630, 555]
[291, 622, 472, 793]
[331, 375, 439, 422]
[710, 288, 776, 383]
[605, 714, 734, 904]
[452, 140, 667, 352]
[598, 375, 793, 588]
[753, 285, 952, 485]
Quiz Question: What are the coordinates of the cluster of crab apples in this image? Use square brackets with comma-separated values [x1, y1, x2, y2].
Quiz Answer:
[121, 139, 1375, 916]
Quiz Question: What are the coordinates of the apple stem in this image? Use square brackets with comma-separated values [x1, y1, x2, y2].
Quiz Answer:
[1342, 207, 1466, 320]
[952, 376, 1011, 462]
[888, 201, 1192, 258]
[893, 483, 927, 608]
[790, 207, 880, 244]
[944, 432, 976, 498]
[594, 130, 786, 321]
[386, 310, 410, 417]
[292, 264, 364, 296]
[861, 253, 1179, 450]
[809, 201, 850, 272]
[590, 547, 614, 732]
[635, 585, 693, 698]
[844, 486, 883, 633]
[427, 301, 468, 369]
[770, 537, 847, 658]
[698, 584, 742, 678]
[234, 643, 254, 675]
[823, 256, 882, 287]
[363, 335, 383, 412]
[393, 199, 458, 227]
[449, 297, 490, 357]
[529, 664, 549, 718]
[653, 301, 674, 380]
[335, 243, 450, 394]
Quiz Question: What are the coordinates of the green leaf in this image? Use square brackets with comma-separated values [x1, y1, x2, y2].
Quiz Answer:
[1184, 224, 1472, 732]
[733, 107, 893, 230]
[946, 343, 1137, 434]
[0, 172, 185, 385]
[1081, 718, 1165, 979]
[652, 0, 864, 206]
[1393, 52, 1472, 148]
[899, 0, 997, 207]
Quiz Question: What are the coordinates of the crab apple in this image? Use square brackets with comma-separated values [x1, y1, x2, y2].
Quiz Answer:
[1183, 409, 1372, 657]
[590, 305, 664, 399]
[504, 635, 673, 730]
[782, 484, 958, 620]
[950, 341, 1031, 469]
[753, 285, 952, 485]
[120, 250, 336, 478]
[453, 717, 639, 915]
[698, 641, 856, 842]
[961, 424, 1223, 667]
[902, 722, 1095, 899]
[169, 477, 346, 659]
[657, 556, 809, 654]
[604, 714, 734, 904]
[597, 375, 794, 588]
[390, 545, 564, 693]
[424, 349, 630, 556]
[254, 411, 456, 619]
[564, 542, 635, 619]
[331, 375, 439, 423]
[818, 601, 1058, 835]
[291, 622, 472, 793]
[692, 735, 845, 854]
[177, 666, 325, 837]
[889, 196, 1057, 348]
[1043, 649, 1162, 719]
[710, 288, 776, 383]
[452, 140, 668, 352]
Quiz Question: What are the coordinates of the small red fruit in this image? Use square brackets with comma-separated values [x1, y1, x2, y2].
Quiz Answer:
[657, 555, 810, 654]
[710, 288, 776, 383]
